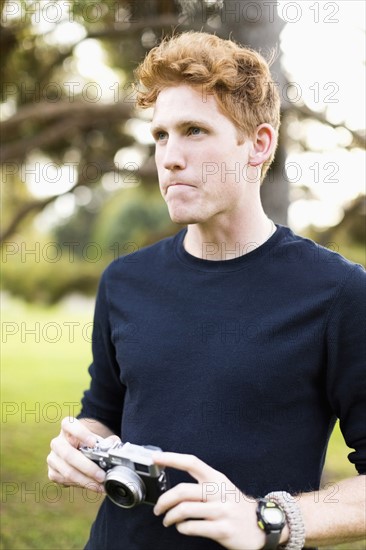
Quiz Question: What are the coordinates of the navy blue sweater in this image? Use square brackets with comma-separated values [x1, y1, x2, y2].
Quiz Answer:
[79, 225, 366, 549]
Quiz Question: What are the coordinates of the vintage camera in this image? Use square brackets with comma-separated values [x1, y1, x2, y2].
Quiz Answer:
[79, 438, 169, 508]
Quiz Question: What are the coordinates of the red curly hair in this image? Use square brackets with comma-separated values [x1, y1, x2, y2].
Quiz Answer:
[135, 32, 281, 181]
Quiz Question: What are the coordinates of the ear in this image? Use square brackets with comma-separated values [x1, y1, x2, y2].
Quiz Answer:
[248, 124, 277, 167]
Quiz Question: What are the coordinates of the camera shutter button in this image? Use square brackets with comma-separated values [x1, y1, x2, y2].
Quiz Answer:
[158, 472, 167, 489]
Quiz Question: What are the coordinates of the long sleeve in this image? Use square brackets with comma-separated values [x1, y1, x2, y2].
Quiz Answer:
[78, 268, 126, 436]
[325, 263, 366, 474]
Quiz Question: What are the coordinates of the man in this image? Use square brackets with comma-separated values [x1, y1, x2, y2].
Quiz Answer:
[47, 32, 366, 549]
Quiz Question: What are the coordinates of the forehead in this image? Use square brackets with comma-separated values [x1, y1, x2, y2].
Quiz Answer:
[152, 84, 232, 130]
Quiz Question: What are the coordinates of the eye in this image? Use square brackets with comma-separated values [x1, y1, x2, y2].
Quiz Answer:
[154, 131, 168, 141]
[188, 127, 204, 136]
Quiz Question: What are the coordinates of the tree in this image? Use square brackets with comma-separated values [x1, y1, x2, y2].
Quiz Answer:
[1, 0, 364, 302]
[1, 0, 289, 242]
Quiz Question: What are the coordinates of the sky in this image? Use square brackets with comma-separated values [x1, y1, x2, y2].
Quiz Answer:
[276, 0, 365, 230]
[3, 0, 365, 232]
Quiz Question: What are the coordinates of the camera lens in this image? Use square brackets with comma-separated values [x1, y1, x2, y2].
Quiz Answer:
[105, 466, 145, 509]
[114, 486, 128, 498]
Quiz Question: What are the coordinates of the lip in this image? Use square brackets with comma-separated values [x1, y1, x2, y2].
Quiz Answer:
[167, 183, 196, 189]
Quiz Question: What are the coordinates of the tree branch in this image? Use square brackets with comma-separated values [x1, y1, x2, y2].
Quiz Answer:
[35, 14, 187, 85]
[1, 102, 133, 162]
[2, 100, 132, 132]
[295, 104, 365, 150]
[0, 158, 158, 243]
[0, 194, 59, 243]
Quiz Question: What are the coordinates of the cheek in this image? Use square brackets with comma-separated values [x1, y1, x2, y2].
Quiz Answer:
[155, 152, 162, 172]
[155, 160, 165, 185]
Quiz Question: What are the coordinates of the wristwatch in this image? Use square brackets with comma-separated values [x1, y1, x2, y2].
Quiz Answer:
[256, 498, 286, 550]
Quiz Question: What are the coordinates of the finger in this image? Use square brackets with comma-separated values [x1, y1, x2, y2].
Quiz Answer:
[48, 468, 105, 493]
[47, 450, 105, 491]
[154, 483, 203, 515]
[104, 434, 121, 445]
[49, 438, 106, 484]
[162, 501, 220, 527]
[176, 519, 227, 540]
[60, 417, 98, 448]
[152, 452, 223, 484]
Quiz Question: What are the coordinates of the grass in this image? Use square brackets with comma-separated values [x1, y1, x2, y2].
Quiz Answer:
[1, 296, 365, 549]
[1, 296, 100, 550]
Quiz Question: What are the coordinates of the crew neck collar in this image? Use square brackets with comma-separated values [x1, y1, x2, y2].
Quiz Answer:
[174, 224, 284, 272]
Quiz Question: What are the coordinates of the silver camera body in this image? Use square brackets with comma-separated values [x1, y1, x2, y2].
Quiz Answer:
[80, 438, 169, 508]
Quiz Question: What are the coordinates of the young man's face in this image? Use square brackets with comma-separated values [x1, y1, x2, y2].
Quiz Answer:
[151, 84, 254, 226]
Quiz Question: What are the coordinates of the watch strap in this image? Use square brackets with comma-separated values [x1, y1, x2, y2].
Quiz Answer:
[265, 491, 305, 550]
[262, 530, 282, 550]
[257, 498, 285, 550]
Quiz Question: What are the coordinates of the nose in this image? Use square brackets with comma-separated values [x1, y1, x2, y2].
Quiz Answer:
[162, 137, 186, 171]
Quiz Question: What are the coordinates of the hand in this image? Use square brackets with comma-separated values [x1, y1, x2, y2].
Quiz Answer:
[47, 416, 120, 493]
[152, 452, 266, 550]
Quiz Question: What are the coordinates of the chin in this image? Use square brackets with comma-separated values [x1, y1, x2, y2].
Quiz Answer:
[170, 215, 197, 225]
[168, 210, 204, 225]
[166, 205, 190, 224]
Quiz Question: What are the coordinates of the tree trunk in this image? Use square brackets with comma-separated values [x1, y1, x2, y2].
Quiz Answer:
[185, 0, 289, 223]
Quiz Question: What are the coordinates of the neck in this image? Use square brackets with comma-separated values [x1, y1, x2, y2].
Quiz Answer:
[183, 209, 276, 261]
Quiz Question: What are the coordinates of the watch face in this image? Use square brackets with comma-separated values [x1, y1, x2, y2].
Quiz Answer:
[263, 506, 285, 527]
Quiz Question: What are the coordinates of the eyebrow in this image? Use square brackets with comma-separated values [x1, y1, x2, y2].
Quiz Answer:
[150, 119, 214, 136]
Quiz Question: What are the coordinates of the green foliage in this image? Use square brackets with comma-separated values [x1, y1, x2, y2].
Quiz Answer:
[306, 196, 366, 268]
[92, 186, 178, 250]
[1, 186, 179, 303]
[2, 0, 364, 305]
[1, 237, 103, 304]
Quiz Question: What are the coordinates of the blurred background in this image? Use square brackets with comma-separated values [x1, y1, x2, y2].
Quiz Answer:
[1, 1, 365, 548]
